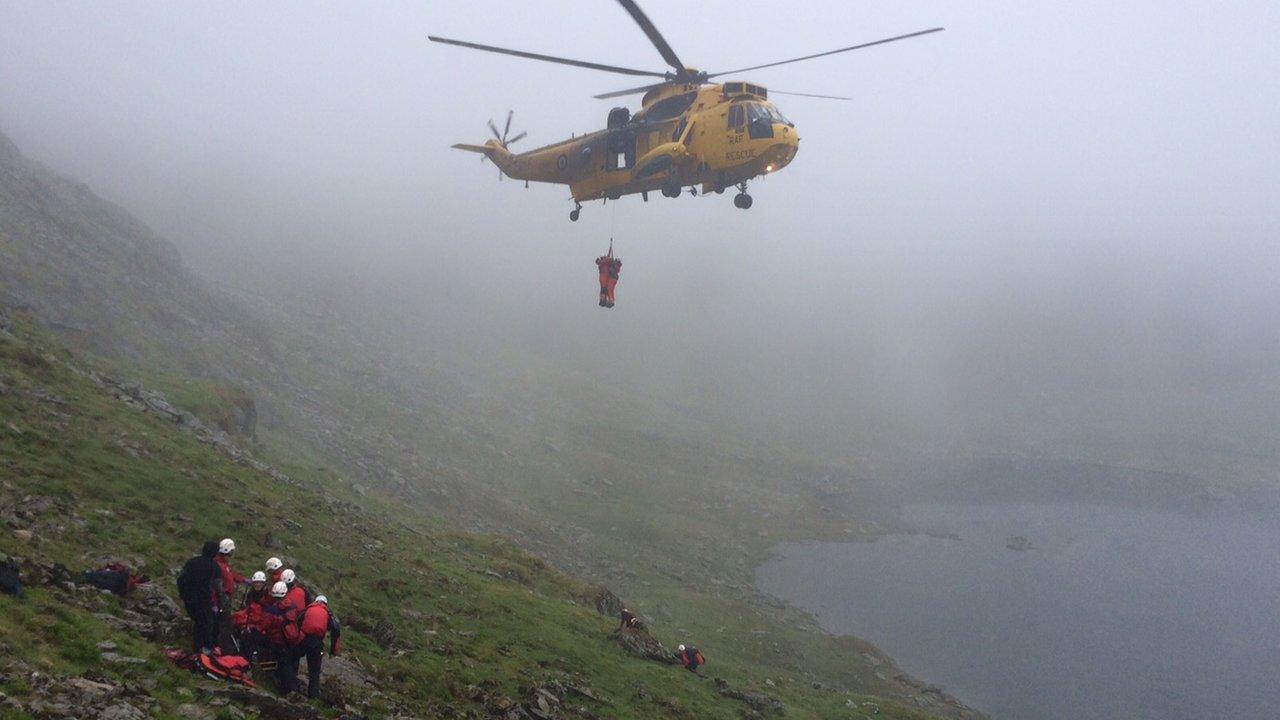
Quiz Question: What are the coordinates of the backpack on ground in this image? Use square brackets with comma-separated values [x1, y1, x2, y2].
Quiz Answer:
[83, 562, 148, 595]
[198, 652, 256, 687]
[164, 647, 199, 671]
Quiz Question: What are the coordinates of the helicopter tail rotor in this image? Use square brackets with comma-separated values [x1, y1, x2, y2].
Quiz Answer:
[453, 112, 526, 181]
[480, 110, 527, 181]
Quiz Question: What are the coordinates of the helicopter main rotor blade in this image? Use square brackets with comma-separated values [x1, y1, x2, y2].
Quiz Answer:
[768, 90, 852, 100]
[614, 0, 685, 72]
[708, 27, 944, 78]
[593, 80, 672, 100]
[428, 35, 666, 77]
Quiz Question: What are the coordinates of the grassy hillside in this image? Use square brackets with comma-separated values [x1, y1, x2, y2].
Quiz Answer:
[0, 128, 983, 717]
[0, 310, 965, 719]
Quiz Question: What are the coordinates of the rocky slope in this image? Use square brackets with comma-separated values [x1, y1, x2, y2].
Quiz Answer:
[0, 309, 977, 719]
[0, 129, 983, 718]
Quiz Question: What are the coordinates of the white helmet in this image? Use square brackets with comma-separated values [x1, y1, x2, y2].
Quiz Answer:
[677, 644, 686, 652]
[281, 569, 296, 584]
[251, 571, 267, 583]
[314, 595, 328, 605]
[271, 581, 288, 598]
[218, 538, 235, 554]
[265, 557, 282, 571]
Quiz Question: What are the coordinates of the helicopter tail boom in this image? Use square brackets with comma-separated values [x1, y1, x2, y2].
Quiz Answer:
[451, 140, 524, 181]
[451, 143, 495, 155]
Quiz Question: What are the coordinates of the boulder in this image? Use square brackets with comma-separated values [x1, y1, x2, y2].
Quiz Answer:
[64, 677, 120, 703]
[614, 628, 677, 665]
[319, 656, 380, 706]
[98, 703, 147, 720]
[176, 703, 214, 720]
[713, 678, 784, 717]
[202, 684, 321, 720]
[592, 588, 624, 618]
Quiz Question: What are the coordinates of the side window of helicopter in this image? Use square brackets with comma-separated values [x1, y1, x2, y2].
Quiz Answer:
[671, 118, 687, 142]
[728, 105, 744, 131]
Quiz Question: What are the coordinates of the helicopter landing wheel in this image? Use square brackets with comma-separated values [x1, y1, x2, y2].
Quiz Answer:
[569, 203, 581, 222]
[662, 184, 681, 198]
[733, 192, 753, 209]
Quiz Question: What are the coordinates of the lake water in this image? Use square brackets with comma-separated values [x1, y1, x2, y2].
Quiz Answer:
[755, 503, 1280, 720]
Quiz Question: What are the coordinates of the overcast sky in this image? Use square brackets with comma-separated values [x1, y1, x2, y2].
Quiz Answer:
[2, 1, 1278, 468]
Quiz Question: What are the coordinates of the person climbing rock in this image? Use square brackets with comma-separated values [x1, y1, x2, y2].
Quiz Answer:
[618, 607, 641, 632]
[285, 594, 342, 699]
[678, 644, 706, 675]
[176, 540, 220, 653]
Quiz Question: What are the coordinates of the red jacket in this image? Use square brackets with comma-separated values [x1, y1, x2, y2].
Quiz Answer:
[299, 602, 343, 654]
[260, 597, 301, 647]
[214, 555, 246, 597]
[284, 585, 307, 613]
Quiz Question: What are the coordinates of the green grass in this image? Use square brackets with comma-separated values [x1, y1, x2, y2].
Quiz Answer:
[0, 312, 962, 719]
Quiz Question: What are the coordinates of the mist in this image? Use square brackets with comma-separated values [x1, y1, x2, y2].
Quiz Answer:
[3, 0, 1278, 477]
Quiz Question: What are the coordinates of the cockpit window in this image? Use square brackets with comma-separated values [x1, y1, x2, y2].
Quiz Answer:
[744, 102, 788, 126]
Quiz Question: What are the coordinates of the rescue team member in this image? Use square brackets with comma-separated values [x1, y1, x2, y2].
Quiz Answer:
[260, 581, 301, 690]
[214, 538, 248, 650]
[595, 253, 612, 307]
[176, 540, 220, 653]
[234, 571, 271, 663]
[281, 595, 343, 698]
[281, 569, 308, 609]
[678, 644, 705, 675]
[214, 539, 248, 603]
[265, 557, 284, 585]
[605, 255, 622, 307]
[243, 571, 270, 609]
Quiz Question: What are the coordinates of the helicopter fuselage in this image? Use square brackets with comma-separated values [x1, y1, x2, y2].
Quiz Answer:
[475, 81, 799, 203]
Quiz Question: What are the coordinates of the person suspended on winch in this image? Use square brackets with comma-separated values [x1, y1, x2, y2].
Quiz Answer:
[595, 241, 622, 308]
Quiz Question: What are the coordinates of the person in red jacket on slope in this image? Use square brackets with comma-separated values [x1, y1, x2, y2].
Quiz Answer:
[280, 594, 343, 698]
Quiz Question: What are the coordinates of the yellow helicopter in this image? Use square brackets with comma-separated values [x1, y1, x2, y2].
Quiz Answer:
[432, 0, 942, 221]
